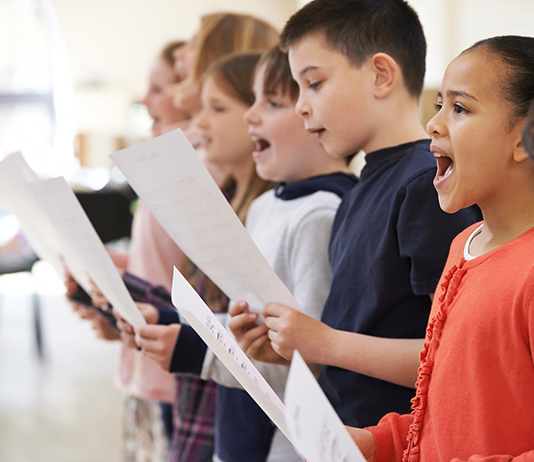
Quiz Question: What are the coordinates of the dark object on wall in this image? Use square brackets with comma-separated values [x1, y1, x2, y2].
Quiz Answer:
[75, 188, 135, 244]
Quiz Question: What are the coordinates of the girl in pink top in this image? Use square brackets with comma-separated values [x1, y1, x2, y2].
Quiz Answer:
[348, 35, 534, 462]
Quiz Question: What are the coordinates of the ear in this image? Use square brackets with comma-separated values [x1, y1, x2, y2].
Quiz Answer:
[513, 123, 530, 163]
[370, 53, 398, 99]
[513, 142, 530, 163]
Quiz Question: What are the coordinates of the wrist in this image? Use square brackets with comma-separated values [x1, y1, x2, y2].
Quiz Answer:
[312, 323, 335, 365]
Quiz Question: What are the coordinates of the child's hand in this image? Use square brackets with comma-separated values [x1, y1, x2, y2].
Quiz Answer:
[228, 302, 289, 365]
[344, 427, 376, 462]
[63, 271, 79, 298]
[134, 324, 181, 371]
[136, 302, 159, 325]
[71, 301, 121, 341]
[263, 303, 331, 364]
[113, 312, 138, 349]
[89, 280, 109, 308]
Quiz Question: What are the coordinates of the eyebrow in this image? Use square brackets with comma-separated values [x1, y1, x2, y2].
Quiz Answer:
[299, 65, 318, 78]
[438, 90, 479, 102]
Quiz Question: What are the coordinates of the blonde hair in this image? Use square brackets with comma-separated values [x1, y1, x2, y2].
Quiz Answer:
[191, 13, 279, 84]
[171, 13, 278, 114]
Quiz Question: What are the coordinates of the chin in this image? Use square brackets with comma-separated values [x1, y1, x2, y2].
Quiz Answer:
[437, 196, 463, 215]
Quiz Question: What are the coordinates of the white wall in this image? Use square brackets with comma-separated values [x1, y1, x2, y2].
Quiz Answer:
[51, 0, 298, 158]
[411, 0, 534, 87]
[50, 0, 534, 165]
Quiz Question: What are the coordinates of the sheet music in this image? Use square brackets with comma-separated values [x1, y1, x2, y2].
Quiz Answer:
[23, 176, 145, 327]
[0, 153, 89, 289]
[110, 129, 301, 316]
[171, 266, 292, 443]
[285, 351, 366, 462]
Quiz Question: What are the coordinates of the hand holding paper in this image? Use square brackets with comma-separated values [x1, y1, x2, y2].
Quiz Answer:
[0, 153, 144, 328]
[228, 301, 289, 366]
[170, 266, 291, 442]
[110, 129, 301, 318]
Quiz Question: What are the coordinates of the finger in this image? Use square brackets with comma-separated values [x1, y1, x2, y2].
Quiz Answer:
[263, 302, 286, 317]
[135, 324, 166, 341]
[264, 314, 282, 332]
[247, 333, 269, 356]
[228, 312, 258, 333]
[241, 324, 269, 350]
[228, 300, 249, 317]
[116, 318, 134, 334]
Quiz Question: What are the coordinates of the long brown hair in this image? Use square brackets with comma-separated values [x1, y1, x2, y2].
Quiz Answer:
[171, 13, 279, 115]
[185, 52, 274, 311]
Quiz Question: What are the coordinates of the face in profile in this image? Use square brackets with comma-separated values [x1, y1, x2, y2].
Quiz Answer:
[141, 59, 188, 137]
[194, 75, 254, 169]
[245, 63, 327, 183]
[288, 32, 376, 158]
[427, 49, 524, 214]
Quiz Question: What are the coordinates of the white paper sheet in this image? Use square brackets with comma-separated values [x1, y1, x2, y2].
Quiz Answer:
[171, 266, 292, 442]
[0, 153, 85, 286]
[111, 129, 301, 316]
[285, 351, 366, 462]
[23, 177, 145, 327]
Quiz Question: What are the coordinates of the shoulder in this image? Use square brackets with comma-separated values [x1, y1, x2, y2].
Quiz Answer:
[288, 190, 342, 225]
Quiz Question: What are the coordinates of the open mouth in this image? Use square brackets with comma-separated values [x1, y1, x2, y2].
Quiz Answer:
[435, 154, 453, 181]
[251, 136, 271, 155]
[195, 136, 210, 149]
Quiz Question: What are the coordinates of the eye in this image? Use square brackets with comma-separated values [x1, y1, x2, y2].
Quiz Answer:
[453, 104, 467, 115]
[309, 81, 321, 90]
[434, 102, 442, 112]
[268, 99, 282, 109]
[213, 105, 226, 113]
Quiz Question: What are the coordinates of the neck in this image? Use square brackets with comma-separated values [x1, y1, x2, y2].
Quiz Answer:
[363, 95, 428, 154]
[472, 169, 534, 256]
[287, 155, 348, 184]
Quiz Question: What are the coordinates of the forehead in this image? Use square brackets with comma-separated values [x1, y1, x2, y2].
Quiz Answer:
[441, 49, 503, 101]
[288, 31, 353, 75]
[252, 63, 267, 90]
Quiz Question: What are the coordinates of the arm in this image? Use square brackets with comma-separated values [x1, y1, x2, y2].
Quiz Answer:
[262, 303, 423, 388]
[228, 201, 339, 368]
[122, 270, 180, 325]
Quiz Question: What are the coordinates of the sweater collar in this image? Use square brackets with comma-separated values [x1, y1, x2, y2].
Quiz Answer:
[361, 139, 431, 180]
[275, 172, 358, 201]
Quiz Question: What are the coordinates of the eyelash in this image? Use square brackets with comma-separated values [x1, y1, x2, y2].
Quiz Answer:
[453, 104, 467, 114]
[309, 81, 321, 90]
[433, 102, 468, 115]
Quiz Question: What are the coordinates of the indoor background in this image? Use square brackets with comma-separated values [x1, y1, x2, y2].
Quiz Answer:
[0, 1, 533, 461]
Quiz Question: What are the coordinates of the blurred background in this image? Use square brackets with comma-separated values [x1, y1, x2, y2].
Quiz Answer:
[0, 0, 533, 461]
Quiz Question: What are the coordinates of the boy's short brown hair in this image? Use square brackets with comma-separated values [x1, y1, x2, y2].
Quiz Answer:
[280, 0, 426, 98]
[257, 46, 299, 101]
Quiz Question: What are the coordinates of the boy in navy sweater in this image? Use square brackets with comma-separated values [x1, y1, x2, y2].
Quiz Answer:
[229, 0, 481, 428]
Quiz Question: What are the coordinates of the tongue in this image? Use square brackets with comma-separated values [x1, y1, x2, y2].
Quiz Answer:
[437, 156, 453, 179]
[255, 139, 270, 152]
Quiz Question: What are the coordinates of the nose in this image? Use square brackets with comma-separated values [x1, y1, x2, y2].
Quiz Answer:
[427, 108, 445, 137]
[295, 92, 311, 119]
[140, 90, 150, 108]
[193, 107, 208, 130]
[244, 101, 260, 126]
